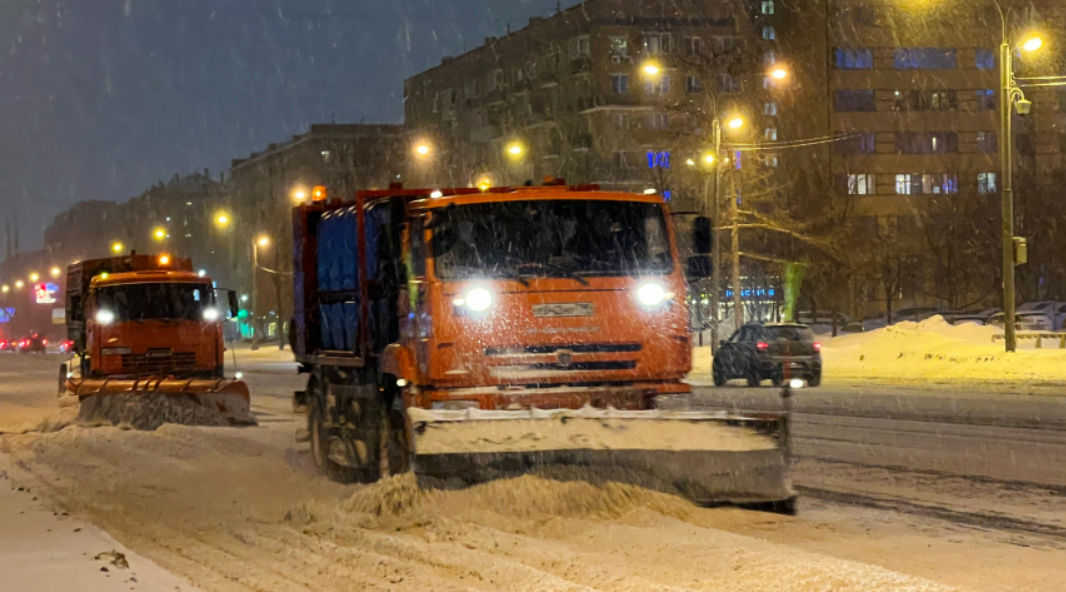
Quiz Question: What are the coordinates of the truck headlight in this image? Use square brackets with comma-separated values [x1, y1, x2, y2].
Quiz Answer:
[635, 282, 672, 308]
[203, 307, 220, 321]
[453, 287, 494, 313]
[95, 309, 116, 325]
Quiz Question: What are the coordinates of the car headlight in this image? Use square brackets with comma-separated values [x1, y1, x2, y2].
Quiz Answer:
[95, 309, 116, 325]
[635, 282, 672, 308]
[453, 287, 494, 313]
[203, 307, 220, 321]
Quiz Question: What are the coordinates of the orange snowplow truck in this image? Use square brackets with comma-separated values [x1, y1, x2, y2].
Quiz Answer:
[60, 252, 251, 423]
[292, 183, 793, 508]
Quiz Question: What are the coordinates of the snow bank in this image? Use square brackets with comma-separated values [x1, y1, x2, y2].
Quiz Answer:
[692, 316, 1066, 383]
[821, 316, 1066, 382]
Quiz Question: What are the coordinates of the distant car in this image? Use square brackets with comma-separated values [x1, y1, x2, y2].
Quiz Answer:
[0, 338, 13, 352]
[796, 311, 862, 334]
[18, 333, 47, 353]
[713, 323, 822, 387]
[988, 311, 1054, 332]
[942, 312, 987, 326]
[1018, 301, 1066, 331]
[863, 307, 941, 330]
[58, 339, 75, 354]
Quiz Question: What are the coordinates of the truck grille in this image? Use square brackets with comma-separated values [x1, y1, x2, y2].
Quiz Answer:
[120, 352, 198, 374]
[485, 343, 641, 356]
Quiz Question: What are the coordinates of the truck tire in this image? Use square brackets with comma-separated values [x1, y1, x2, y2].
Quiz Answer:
[307, 377, 362, 483]
[380, 377, 414, 476]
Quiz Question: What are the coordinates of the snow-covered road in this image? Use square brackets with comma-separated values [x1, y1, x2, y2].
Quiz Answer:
[1, 351, 1065, 591]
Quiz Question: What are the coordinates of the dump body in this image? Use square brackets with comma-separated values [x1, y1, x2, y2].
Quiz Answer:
[62, 253, 250, 425]
[292, 185, 792, 506]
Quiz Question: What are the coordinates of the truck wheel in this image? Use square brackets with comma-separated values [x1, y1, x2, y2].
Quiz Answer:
[381, 381, 413, 476]
[307, 379, 361, 483]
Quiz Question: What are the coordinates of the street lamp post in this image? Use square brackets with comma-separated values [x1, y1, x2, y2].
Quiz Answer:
[1000, 37, 1017, 352]
[989, 0, 1043, 353]
[251, 235, 270, 351]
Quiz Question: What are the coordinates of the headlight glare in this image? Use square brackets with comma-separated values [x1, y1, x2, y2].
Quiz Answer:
[455, 287, 493, 313]
[203, 307, 220, 321]
[95, 309, 116, 325]
[636, 282, 671, 307]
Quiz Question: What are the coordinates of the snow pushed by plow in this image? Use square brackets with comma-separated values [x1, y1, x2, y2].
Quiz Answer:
[76, 393, 233, 430]
[0, 422, 971, 592]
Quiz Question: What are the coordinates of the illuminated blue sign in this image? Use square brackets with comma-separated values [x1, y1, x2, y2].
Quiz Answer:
[647, 151, 671, 169]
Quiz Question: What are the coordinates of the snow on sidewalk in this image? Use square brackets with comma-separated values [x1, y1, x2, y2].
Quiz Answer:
[692, 316, 1066, 385]
[0, 462, 203, 592]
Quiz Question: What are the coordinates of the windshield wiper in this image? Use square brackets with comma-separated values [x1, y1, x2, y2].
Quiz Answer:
[513, 262, 589, 286]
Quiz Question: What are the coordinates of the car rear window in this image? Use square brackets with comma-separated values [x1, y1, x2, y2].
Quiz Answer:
[763, 326, 815, 342]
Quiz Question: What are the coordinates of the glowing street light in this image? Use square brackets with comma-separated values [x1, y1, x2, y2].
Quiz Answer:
[476, 176, 492, 191]
[28, 272, 39, 282]
[686, 158, 696, 167]
[215, 213, 231, 227]
[111, 242, 125, 254]
[414, 142, 432, 157]
[50, 267, 62, 278]
[152, 227, 167, 241]
[506, 142, 525, 158]
[727, 117, 745, 130]
[1022, 36, 1043, 52]
[704, 153, 717, 165]
[292, 187, 308, 202]
[158, 254, 171, 266]
[256, 235, 271, 248]
[15, 280, 24, 289]
[770, 67, 789, 81]
[642, 62, 662, 77]
[1, 285, 8, 293]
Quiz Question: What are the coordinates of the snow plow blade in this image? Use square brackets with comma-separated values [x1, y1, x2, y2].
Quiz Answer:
[66, 377, 253, 427]
[408, 407, 793, 506]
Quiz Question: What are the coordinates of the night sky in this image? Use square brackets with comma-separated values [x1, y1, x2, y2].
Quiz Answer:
[0, 0, 581, 250]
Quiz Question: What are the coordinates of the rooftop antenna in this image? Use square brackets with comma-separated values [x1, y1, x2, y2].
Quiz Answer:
[556, 1, 561, 15]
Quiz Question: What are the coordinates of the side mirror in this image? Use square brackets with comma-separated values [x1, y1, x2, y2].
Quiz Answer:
[686, 255, 713, 280]
[227, 290, 240, 319]
[693, 216, 713, 255]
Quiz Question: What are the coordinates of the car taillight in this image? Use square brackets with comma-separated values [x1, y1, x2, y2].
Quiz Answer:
[813, 342, 822, 351]
[756, 342, 769, 350]
[42, 339, 48, 345]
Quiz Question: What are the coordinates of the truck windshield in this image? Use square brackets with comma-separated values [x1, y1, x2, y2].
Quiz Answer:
[431, 200, 672, 280]
[94, 283, 216, 322]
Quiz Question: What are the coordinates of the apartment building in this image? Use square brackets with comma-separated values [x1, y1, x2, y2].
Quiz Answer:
[224, 124, 404, 337]
[403, 0, 787, 214]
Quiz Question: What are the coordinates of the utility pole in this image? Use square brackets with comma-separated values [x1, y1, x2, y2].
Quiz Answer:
[730, 165, 743, 332]
[251, 240, 260, 351]
[710, 120, 722, 350]
[999, 31, 1017, 352]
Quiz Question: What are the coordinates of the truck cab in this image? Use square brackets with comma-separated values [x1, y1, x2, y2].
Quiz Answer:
[400, 188, 699, 410]
[86, 270, 226, 378]
[66, 254, 238, 381]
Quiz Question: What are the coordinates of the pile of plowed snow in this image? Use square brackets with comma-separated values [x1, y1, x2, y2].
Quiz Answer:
[693, 315, 1066, 383]
[821, 316, 1066, 382]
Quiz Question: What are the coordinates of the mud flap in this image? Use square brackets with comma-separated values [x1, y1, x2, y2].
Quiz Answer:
[408, 407, 794, 506]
